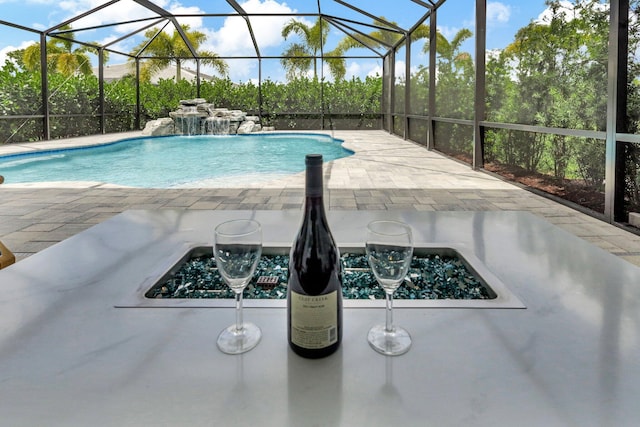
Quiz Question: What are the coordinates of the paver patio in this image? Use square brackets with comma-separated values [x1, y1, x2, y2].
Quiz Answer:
[1, 130, 639, 265]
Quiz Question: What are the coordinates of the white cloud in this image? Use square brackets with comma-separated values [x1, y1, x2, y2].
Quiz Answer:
[0, 41, 33, 66]
[367, 65, 382, 78]
[536, 1, 574, 24]
[52, 0, 204, 36]
[487, 2, 510, 24]
[535, 0, 607, 25]
[55, 0, 158, 34]
[205, 15, 255, 58]
[438, 25, 461, 41]
[167, 6, 205, 32]
[207, 0, 299, 55]
[395, 60, 406, 80]
[345, 61, 361, 79]
[345, 60, 382, 80]
[486, 48, 502, 60]
[204, 0, 303, 81]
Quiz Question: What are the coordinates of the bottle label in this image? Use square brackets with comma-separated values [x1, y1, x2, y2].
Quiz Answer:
[290, 290, 338, 349]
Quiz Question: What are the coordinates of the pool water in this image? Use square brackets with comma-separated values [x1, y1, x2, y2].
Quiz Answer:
[0, 133, 352, 188]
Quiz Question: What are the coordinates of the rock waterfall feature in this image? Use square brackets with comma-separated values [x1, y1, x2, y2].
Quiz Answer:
[142, 98, 274, 136]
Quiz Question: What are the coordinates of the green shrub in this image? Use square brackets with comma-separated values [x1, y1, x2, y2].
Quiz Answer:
[0, 64, 382, 143]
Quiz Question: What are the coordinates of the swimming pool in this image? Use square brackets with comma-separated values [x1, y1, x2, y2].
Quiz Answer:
[0, 133, 353, 188]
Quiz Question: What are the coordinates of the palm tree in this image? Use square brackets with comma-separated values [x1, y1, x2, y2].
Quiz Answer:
[22, 25, 100, 76]
[423, 28, 474, 76]
[130, 24, 228, 82]
[280, 17, 344, 80]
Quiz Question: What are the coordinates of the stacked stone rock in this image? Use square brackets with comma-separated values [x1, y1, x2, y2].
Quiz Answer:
[142, 98, 275, 136]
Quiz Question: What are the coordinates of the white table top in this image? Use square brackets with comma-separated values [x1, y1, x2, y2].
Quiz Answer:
[1, 210, 639, 426]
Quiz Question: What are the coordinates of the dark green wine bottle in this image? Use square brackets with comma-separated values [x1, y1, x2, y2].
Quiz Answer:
[287, 154, 343, 358]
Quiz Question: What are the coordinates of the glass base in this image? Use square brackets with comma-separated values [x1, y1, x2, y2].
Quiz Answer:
[367, 324, 411, 356]
[217, 322, 261, 355]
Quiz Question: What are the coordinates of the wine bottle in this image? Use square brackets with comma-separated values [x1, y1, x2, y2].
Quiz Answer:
[287, 154, 343, 358]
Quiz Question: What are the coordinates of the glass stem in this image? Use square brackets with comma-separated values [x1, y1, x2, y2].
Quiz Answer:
[385, 291, 394, 333]
[235, 290, 244, 333]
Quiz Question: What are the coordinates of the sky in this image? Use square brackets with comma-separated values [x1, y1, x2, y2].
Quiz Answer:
[0, 0, 562, 82]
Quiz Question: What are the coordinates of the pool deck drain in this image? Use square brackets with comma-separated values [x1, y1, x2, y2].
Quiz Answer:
[1, 130, 639, 266]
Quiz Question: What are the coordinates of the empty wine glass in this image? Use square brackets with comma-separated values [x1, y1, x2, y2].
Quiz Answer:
[366, 220, 414, 356]
[214, 219, 262, 354]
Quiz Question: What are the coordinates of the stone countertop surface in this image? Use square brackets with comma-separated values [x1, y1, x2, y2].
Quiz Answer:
[0, 210, 639, 426]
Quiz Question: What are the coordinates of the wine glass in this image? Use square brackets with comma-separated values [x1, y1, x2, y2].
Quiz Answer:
[366, 220, 414, 356]
[214, 219, 262, 354]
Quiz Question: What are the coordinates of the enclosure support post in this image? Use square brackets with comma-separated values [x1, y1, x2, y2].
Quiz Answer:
[320, 56, 325, 131]
[135, 59, 141, 131]
[389, 52, 396, 134]
[98, 48, 105, 134]
[427, 9, 437, 150]
[404, 35, 411, 140]
[40, 33, 50, 141]
[605, 0, 628, 222]
[196, 59, 201, 99]
[473, 0, 487, 169]
[258, 59, 263, 125]
[384, 55, 388, 132]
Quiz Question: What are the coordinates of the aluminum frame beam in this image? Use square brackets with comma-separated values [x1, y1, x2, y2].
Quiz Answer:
[605, 0, 629, 222]
[132, 0, 198, 58]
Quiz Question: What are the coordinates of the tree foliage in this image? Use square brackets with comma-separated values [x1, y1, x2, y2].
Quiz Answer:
[280, 17, 344, 80]
[130, 24, 228, 82]
[484, 0, 610, 184]
[22, 25, 101, 77]
[0, 60, 382, 143]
